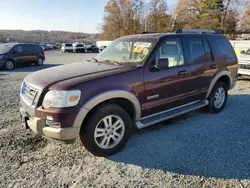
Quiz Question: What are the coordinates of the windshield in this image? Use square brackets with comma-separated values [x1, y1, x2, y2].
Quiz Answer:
[245, 48, 250, 55]
[65, 44, 72, 47]
[76, 44, 84, 47]
[95, 38, 157, 65]
[0, 44, 14, 54]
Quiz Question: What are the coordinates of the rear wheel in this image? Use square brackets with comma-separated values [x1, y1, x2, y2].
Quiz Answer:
[206, 81, 228, 113]
[80, 104, 132, 156]
[35, 57, 43, 66]
[4, 60, 15, 70]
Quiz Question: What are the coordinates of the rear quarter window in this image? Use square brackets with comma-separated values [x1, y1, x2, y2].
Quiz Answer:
[215, 36, 236, 59]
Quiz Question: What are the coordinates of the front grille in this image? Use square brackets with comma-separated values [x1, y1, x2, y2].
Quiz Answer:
[21, 82, 38, 105]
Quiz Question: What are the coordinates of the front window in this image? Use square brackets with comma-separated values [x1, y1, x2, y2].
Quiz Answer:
[65, 44, 72, 47]
[0, 44, 14, 54]
[95, 37, 157, 65]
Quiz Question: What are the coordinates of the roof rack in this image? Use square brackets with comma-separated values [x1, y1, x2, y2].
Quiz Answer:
[141, 32, 165, 34]
[175, 29, 224, 34]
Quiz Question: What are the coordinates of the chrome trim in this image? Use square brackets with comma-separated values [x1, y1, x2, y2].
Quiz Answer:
[136, 100, 209, 129]
[147, 94, 159, 101]
[140, 100, 201, 121]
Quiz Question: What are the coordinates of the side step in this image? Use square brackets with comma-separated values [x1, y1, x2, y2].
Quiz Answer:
[135, 100, 208, 129]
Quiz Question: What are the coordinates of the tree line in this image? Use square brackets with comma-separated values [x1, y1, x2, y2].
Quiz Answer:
[0, 30, 100, 43]
[101, 0, 250, 40]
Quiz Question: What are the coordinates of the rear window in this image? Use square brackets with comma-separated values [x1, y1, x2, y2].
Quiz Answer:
[215, 36, 236, 58]
[65, 44, 72, 47]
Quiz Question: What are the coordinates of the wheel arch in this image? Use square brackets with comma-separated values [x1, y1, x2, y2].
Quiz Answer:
[73, 90, 141, 129]
[206, 71, 232, 98]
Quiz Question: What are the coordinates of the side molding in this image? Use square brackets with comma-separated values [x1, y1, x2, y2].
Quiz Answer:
[73, 90, 141, 128]
[205, 71, 232, 98]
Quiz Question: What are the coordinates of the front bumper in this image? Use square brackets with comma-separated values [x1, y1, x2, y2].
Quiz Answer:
[238, 68, 250, 76]
[20, 95, 80, 143]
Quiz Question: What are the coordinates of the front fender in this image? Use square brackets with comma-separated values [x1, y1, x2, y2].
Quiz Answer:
[73, 90, 141, 128]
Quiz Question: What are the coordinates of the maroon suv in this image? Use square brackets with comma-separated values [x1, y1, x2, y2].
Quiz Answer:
[20, 30, 238, 156]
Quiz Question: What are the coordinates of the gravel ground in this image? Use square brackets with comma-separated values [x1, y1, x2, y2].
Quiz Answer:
[1, 51, 250, 187]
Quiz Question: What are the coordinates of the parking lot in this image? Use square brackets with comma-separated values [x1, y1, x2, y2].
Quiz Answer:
[1, 51, 250, 187]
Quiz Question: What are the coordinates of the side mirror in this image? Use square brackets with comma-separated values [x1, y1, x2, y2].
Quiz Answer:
[240, 50, 245, 54]
[155, 58, 169, 70]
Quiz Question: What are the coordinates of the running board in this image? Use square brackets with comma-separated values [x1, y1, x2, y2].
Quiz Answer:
[135, 100, 209, 129]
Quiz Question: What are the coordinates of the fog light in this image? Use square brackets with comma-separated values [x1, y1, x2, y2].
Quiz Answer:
[46, 120, 60, 128]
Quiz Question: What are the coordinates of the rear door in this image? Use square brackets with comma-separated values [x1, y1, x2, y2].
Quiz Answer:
[183, 36, 217, 101]
[24, 45, 38, 63]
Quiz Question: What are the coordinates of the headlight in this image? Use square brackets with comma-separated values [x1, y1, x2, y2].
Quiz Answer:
[42, 90, 81, 108]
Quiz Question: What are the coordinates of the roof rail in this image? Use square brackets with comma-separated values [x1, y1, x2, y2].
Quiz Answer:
[175, 29, 224, 34]
[141, 32, 165, 34]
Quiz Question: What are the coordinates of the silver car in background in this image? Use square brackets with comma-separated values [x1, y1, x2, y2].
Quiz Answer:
[238, 48, 250, 76]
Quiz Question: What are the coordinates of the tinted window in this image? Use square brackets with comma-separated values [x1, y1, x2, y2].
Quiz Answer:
[186, 37, 206, 63]
[203, 38, 212, 61]
[65, 44, 72, 47]
[156, 38, 184, 67]
[215, 36, 236, 58]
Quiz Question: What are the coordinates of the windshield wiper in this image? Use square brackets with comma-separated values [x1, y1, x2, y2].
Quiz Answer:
[92, 57, 99, 62]
[104, 60, 123, 65]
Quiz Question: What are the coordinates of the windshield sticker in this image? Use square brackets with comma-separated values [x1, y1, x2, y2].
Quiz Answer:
[133, 46, 144, 53]
[134, 42, 151, 48]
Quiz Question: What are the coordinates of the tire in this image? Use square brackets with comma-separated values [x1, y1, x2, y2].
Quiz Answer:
[4, 60, 15, 70]
[206, 81, 228, 113]
[35, 57, 43, 66]
[80, 104, 132, 156]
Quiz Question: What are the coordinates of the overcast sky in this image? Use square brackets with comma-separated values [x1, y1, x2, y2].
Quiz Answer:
[0, 0, 178, 33]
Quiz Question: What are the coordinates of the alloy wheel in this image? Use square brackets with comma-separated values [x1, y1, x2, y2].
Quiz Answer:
[94, 115, 125, 149]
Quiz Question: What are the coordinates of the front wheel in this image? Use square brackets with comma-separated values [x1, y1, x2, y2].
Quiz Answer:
[80, 104, 132, 156]
[206, 81, 228, 113]
[4, 60, 15, 70]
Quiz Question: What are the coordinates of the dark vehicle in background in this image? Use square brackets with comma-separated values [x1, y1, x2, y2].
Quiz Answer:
[86, 44, 99, 53]
[0, 43, 45, 70]
[20, 29, 237, 156]
[73, 44, 85, 53]
[40, 44, 49, 51]
[99, 45, 107, 52]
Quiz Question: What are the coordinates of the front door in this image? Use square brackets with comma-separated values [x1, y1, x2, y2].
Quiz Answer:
[12, 45, 27, 65]
[142, 36, 191, 117]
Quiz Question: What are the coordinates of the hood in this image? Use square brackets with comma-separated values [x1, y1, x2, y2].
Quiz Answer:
[25, 61, 134, 90]
[238, 54, 250, 61]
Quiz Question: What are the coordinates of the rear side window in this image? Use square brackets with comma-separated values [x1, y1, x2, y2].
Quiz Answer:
[215, 36, 236, 58]
[186, 37, 206, 63]
[23, 45, 34, 52]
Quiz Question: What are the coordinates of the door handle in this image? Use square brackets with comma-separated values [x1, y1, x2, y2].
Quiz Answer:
[178, 70, 187, 75]
[210, 64, 218, 69]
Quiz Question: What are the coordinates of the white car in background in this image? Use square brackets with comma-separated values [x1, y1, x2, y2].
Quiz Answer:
[238, 48, 250, 76]
[61, 43, 73, 53]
